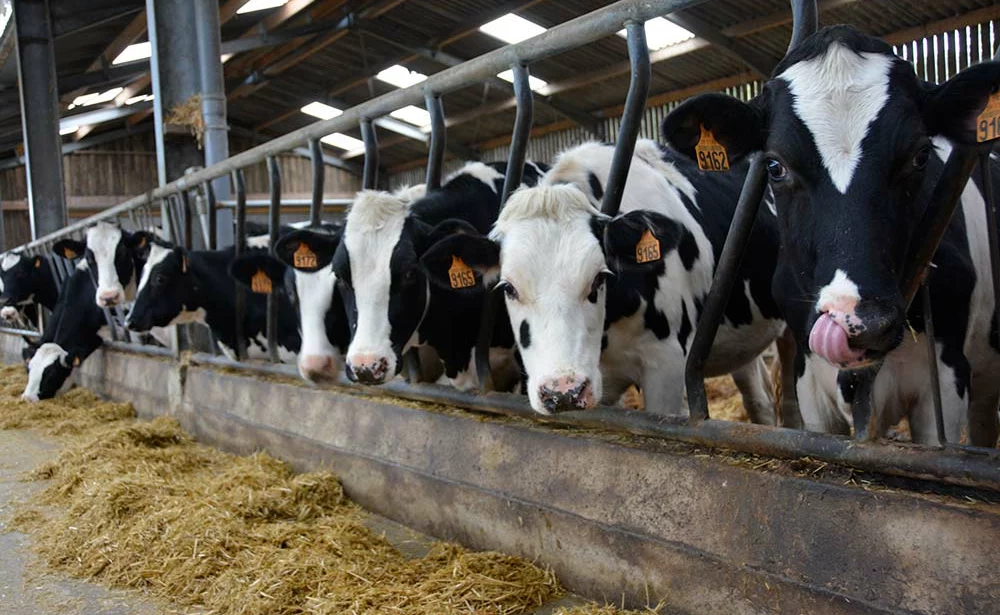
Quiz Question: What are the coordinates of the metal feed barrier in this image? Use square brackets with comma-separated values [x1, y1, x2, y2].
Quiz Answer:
[4, 0, 1000, 494]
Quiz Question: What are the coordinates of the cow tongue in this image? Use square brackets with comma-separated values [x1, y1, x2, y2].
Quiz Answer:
[808, 313, 865, 367]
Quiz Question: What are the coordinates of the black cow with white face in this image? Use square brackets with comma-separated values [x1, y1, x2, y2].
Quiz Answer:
[0, 252, 60, 325]
[125, 240, 301, 362]
[664, 26, 1000, 446]
[52, 222, 154, 308]
[285, 161, 546, 389]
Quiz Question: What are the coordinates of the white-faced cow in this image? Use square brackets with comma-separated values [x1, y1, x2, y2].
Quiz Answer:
[0, 252, 61, 325]
[52, 222, 154, 308]
[664, 26, 1000, 446]
[284, 161, 546, 390]
[422, 141, 785, 418]
[124, 240, 301, 362]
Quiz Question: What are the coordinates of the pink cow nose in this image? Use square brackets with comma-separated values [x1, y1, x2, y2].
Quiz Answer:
[538, 375, 594, 413]
[97, 289, 123, 307]
[347, 354, 390, 385]
[299, 354, 338, 382]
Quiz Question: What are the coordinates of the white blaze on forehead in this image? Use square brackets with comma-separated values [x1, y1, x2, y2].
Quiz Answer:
[445, 162, 503, 193]
[779, 43, 894, 194]
[23, 343, 68, 401]
[343, 190, 410, 367]
[817, 269, 861, 313]
[136, 243, 172, 296]
[1, 253, 22, 271]
[86, 222, 125, 294]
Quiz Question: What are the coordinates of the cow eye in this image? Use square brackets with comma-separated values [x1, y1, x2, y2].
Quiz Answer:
[499, 281, 519, 301]
[153, 274, 167, 287]
[912, 145, 932, 170]
[765, 158, 788, 182]
[588, 271, 608, 303]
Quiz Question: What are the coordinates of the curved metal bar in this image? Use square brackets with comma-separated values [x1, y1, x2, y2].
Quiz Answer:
[500, 63, 533, 205]
[266, 156, 282, 363]
[787, 0, 818, 55]
[231, 169, 248, 362]
[921, 282, 945, 443]
[361, 119, 379, 190]
[309, 138, 324, 227]
[685, 154, 768, 420]
[600, 20, 650, 217]
[205, 181, 217, 250]
[425, 92, 446, 191]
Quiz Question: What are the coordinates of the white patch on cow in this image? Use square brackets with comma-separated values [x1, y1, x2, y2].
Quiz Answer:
[448, 353, 479, 392]
[246, 235, 271, 249]
[633, 139, 697, 204]
[343, 190, 410, 377]
[76, 259, 89, 271]
[135, 243, 171, 297]
[0, 306, 18, 321]
[816, 269, 861, 314]
[764, 184, 777, 216]
[1, 253, 21, 271]
[86, 222, 126, 304]
[22, 343, 69, 402]
[293, 264, 343, 378]
[248, 333, 297, 364]
[394, 183, 427, 203]
[779, 43, 893, 194]
[446, 162, 503, 193]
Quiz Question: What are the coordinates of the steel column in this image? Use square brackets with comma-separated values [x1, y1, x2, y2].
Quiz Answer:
[14, 0, 68, 239]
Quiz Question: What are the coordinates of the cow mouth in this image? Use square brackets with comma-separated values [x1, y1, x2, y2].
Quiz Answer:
[808, 313, 873, 369]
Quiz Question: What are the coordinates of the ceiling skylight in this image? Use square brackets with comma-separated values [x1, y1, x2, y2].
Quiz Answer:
[125, 93, 154, 105]
[112, 41, 151, 65]
[376, 65, 427, 89]
[301, 101, 343, 120]
[321, 133, 365, 150]
[480, 14, 546, 45]
[59, 125, 78, 136]
[237, 0, 287, 14]
[496, 69, 548, 92]
[390, 105, 432, 127]
[68, 87, 124, 109]
[617, 17, 694, 51]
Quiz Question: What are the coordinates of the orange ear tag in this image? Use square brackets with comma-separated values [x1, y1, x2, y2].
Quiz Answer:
[72, 356, 81, 367]
[250, 269, 272, 294]
[635, 229, 662, 264]
[293, 243, 318, 269]
[694, 125, 730, 172]
[976, 90, 1000, 143]
[63, 249, 78, 260]
[448, 256, 476, 289]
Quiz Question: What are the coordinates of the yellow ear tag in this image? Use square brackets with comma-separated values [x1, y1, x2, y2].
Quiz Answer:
[976, 90, 1000, 143]
[293, 243, 318, 269]
[250, 269, 272, 294]
[34, 258, 41, 269]
[63, 249, 78, 260]
[635, 229, 662, 264]
[694, 125, 730, 172]
[137, 236, 147, 248]
[448, 256, 476, 289]
[72, 356, 81, 367]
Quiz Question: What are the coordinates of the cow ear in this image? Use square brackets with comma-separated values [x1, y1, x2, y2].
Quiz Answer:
[604, 210, 686, 273]
[662, 93, 765, 164]
[52, 239, 87, 261]
[923, 62, 1000, 144]
[127, 231, 155, 260]
[274, 230, 338, 272]
[420, 231, 500, 291]
[229, 253, 287, 295]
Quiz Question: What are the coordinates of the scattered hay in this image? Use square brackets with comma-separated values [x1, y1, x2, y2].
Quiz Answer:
[705, 375, 749, 423]
[554, 603, 665, 614]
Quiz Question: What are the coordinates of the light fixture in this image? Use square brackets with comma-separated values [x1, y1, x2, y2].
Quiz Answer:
[496, 69, 547, 92]
[70, 87, 125, 109]
[237, 0, 287, 14]
[321, 133, 365, 150]
[301, 101, 343, 120]
[125, 94, 154, 105]
[617, 17, 694, 51]
[390, 105, 432, 127]
[480, 14, 546, 45]
[376, 65, 427, 89]
[112, 42, 151, 65]
[59, 125, 78, 136]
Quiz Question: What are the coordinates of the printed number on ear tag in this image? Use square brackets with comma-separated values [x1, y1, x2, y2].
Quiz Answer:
[635, 229, 661, 264]
[293, 243, 318, 269]
[977, 90, 1000, 143]
[448, 256, 476, 289]
[250, 269, 272, 294]
[695, 125, 730, 172]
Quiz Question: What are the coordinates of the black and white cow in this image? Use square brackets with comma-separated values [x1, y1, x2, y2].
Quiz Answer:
[0, 252, 61, 324]
[422, 141, 785, 419]
[124, 240, 301, 362]
[663, 26, 1000, 446]
[21, 261, 105, 401]
[52, 221, 154, 308]
[283, 161, 546, 390]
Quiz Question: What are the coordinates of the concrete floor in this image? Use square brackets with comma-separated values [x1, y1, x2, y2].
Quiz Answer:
[0, 427, 589, 615]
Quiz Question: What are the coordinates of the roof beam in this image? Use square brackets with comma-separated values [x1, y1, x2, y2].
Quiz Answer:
[51, 3, 144, 40]
[665, 12, 781, 77]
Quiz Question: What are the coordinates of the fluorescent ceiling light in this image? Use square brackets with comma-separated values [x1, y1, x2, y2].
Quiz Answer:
[321, 132, 364, 150]
[617, 17, 694, 51]
[479, 14, 546, 45]
[125, 94, 154, 105]
[237, 0, 287, 14]
[221, 53, 234, 63]
[496, 69, 547, 92]
[390, 105, 431, 127]
[376, 65, 427, 89]
[69, 87, 124, 109]
[59, 125, 78, 136]
[301, 101, 342, 120]
[112, 41, 151, 65]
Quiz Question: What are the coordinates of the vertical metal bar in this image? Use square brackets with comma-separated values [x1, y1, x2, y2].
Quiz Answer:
[165, 196, 182, 246]
[921, 282, 946, 443]
[789, 0, 819, 51]
[600, 21, 650, 217]
[361, 119, 379, 190]
[180, 190, 193, 250]
[425, 92, 446, 190]
[309, 138, 324, 227]
[500, 64, 533, 205]
[685, 154, 768, 420]
[205, 181, 218, 250]
[231, 169, 248, 361]
[266, 156, 281, 363]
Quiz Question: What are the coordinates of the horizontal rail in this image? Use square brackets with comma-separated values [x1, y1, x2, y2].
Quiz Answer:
[0, 327, 40, 339]
[13, 0, 707, 252]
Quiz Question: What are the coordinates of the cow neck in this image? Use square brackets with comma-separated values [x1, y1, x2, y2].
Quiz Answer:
[184, 250, 240, 341]
[37, 257, 61, 309]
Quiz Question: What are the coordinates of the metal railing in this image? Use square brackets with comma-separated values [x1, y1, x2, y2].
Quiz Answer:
[3, 0, 1000, 494]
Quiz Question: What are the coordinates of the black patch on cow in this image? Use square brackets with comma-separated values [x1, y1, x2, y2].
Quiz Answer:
[0, 255, 60, 312]
[519, 320, 531, 349]
[587, 172, 604, 201]
[678, 301, 692, 354]
[601, 333, 608, 352]
[678, 228, 699, 271]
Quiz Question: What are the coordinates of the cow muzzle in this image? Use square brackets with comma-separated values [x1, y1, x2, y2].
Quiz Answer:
[346, 353, 391, 385]
[809, 302, 903, 368]
[0, 306, 18, 321]
[97, 288, 125, 307]
[537, 375, 595, 414]
[299, 354, 339, 382]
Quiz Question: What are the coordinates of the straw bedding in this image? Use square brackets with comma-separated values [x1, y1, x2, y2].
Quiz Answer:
[0, 364, 656, 615]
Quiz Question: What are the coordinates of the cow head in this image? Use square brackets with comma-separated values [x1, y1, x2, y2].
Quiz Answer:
[663, 25, 1000, 368]
[53, 223, 154, 308]
[21, 342, 80, 401]
[124, 242, 199, 332]
[0, 253, 44, 316]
